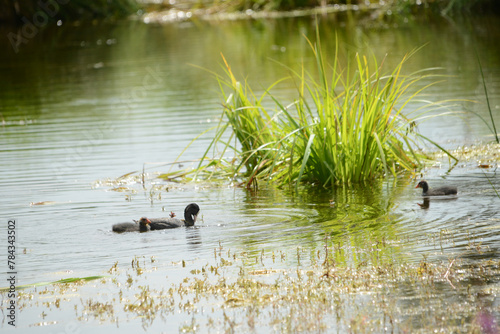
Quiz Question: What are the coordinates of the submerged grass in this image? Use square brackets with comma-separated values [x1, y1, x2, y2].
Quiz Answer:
[178, 32, 456, 189]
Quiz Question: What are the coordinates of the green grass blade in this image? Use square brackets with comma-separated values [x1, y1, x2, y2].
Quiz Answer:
[296, 134, 315, 191]
[416, 133, 457, 161]
[0, 275, 107, 292]
[476, 50, 499, 143]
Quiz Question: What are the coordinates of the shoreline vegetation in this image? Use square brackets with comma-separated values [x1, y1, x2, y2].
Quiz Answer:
[1, 0, 499, 25]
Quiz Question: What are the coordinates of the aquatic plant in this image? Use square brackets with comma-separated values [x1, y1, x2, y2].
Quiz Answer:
[185, 32, 456, 188]
[0, 275, 106, 292]
[15, 234, 500, 333]
[476, 52, 499, 144]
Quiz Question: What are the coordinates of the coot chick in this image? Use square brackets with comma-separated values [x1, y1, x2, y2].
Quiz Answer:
[149, 203, 200, 230]
[113, 217, 151, 233]
[415, 180, 457, 196]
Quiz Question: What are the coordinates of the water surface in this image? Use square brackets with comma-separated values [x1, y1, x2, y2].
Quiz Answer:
[0, 13, 499, 332]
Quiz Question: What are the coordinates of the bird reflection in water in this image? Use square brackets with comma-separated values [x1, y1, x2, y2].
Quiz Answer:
[418, 197, 430, 209]
[187, 227, 202, 247]
[417, 196, 458, 209]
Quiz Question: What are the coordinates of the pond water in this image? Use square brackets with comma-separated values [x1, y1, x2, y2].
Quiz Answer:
[0, 12, 500, 333]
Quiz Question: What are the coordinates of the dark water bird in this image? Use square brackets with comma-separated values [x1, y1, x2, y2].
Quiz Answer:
[415, 180, 457, 196]
[148, 203, 200, 230]
[112, 217, 151, 233]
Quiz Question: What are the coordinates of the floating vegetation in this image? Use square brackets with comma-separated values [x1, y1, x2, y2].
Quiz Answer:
[29, 201, 58, 206]
[9, 232, 500, 332]
[433, 143, 500, 169]
[29, 201, 73, 206]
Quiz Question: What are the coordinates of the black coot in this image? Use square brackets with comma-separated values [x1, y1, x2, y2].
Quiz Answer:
[415, 180, 457, 196]
[149, 203, 200, 230]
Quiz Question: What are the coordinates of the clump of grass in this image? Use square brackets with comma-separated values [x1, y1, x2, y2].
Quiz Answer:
[188, 32, 455, 188]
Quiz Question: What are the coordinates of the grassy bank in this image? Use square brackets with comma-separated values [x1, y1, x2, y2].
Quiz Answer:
[3, 0, 498, 25]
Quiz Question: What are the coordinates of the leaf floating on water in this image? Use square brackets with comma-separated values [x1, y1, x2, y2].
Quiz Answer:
[30, 201, 67, 206]
[478, 164, 491, 168]
[110, 187, 132, 192]
[248, 269, 281, 275]
[225, 297, 245, 306]
[31, 321, 58, 327]
[260, 294, 273, 302]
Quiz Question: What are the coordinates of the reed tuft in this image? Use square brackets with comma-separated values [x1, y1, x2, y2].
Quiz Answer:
[174, 33, 457, 188]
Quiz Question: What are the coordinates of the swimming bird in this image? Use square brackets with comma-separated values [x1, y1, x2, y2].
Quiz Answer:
[112, 217, 151, 233]
[149, 203, 200, 230]
[415, 180, 457, 196]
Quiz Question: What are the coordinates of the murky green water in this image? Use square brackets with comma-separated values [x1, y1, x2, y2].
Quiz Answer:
[1, 12, 499, 333]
